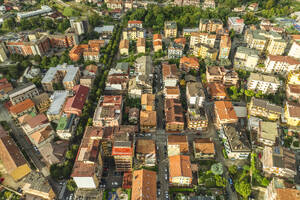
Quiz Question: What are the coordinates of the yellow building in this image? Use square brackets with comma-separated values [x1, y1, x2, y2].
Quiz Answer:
[193, 43, 218, 60]
[285, 101, 300, 126]
[164, 21, 177, 38]
[287, 71, 300, 85]
[248, 98, 282, 121]
[267, 39, 287, 55]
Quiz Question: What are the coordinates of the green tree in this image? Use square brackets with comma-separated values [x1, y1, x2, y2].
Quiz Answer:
[2, 18, 15, 31]
[235, 181, 251, 199]
[66, 179, 77, 192]
[65, 150, 74, 160]
[215, 175, 226, 188]
[211, 163, 223, 175]
[228, 165, 237, 175]
[63, 7, 80, 17]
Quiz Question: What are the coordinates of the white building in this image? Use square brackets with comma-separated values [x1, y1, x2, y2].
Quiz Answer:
[70, 17, 89, 35]
[17, 6, 52, 20]
[234, 47, 259, 71]
[288, 40, 300, 59]
[228, 17, 245, 34]
[162, 63, 178, 87]
[264, 55, 300, 74]
[247, 73, 280, 94]
[186, 82, 205, 107]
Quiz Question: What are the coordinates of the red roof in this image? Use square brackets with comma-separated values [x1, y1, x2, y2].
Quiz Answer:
[128, 20, 142, 24]
[10, 99, 35, 114]
[112, 146, 133, 156]
[64, 85, 89, 115]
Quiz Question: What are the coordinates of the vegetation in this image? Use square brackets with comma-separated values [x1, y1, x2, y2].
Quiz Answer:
[66, 179, 77, 192]
[198, 170, 227, 188]
[211, 163, 223, 175]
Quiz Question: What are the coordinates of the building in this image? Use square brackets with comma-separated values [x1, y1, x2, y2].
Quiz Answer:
[0, 43, 8, 62]
[9, 99, 36, 118]
[193, 138, 215, 159]
[106, 0, 123, 10]
[168, 41, 183, 59]
[0, 126, 31, 181]
[193, 43, 218, 60]
[262, 146, 296, 178]
[32, 93, 50, 113]
[153, 34, 163, 52]
[247, 73, 280, 94]
[162, 63, 178, 87]
[174, 0, 200, 6]
[17, 5, 52, 20]
[264, 55, 300, 74]
[141, 93, 155, 111]
[109, 62, 129, 78]
[285, 101, 300, 126]
[39, 140, 68, 166]
[128, 108, 139, 124]
[69, 40, 104, 62]
[288, 35, 300, 59]
[186, 107, 208, 131]
[207, 82, 227, 100]
[167, 135, 189, 157]
[0, 78, 13, 100]
[22, 172, 55, 200]
[206, 66, 238, 85]
[248, 98, 282, 120]
[140, 110, 157, 133]
[169, 155, 192, 186]
[112, 140, 133, 172]
[186, 82, 205, 107]
[70, 17, 89, 35]
[183, 28, 199, 36]
[46, 91, 69, 121]
[264, 177, 300, 200]
[180, 56, 199, 72]
[80, 75, 95, 88]
[64, 85, 89, 116]
[214, 101, 238, 129]
[165, 98, 184, 132]
[93, 95, 123, 127]
[190, 32, 216, 49]
[228, 17, 245, 34]
[48, 32, 79, 48]
[136, 38, 146, 53]
[123, 27, 145, 40]
[286, 83, 300, 103]
[94, 25, 114, 37]
[258, 121, 278, 146]
[248, 3, 258, 11]
[131, 169, 157, 200]
[8, 82, 39, 105]
[164, 86, 180, 99]
[71, 126, 103, 189]
[41, 63, 80, 92]
[198, 19, 223, 33]
[219, 35, 231, 59]
[164, 21, 177, 38]
[119, 39, 129, 55]
[267, 38, 287, 55]
[203, 0, 215, 9]
[234, 47, 259, 71]
[127, 20, 143, 28]
[136, 139, 156, 167]
[56, 113, 77, 139]
[222, 125, 251, 159]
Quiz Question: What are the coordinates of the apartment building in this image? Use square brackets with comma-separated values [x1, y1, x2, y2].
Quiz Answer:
[167, 135, 189, 157]
[56, 113, 77, 140]
[129, 108, 139, 124]
[189, 32, 216, 48]
[264, 55, 300, 74]
[94, 25, 114, 37]
[106, 0, 123, 10]
[0, 78, 13, 100]
[164, 86, 180, 99]
[136, 38, 146, 53]
[70, 17, 89, 35]
[32, 93, 50, 113]
[285, 101, 300, 126]
[162, 63, 178, 87]
[0, 43, 8, 62]
[174, 0, 200, 6]
[222, 125, 251, 159]
[123, 27, 145, 40]
[0, 126, 31, 181]
[193, 43, 218, 60]
[207, 82, 227, 100]
[22, 172, 55, 200]
[258, 121, 278, 146]
[206, 66, 238, 85]
[168, 41, 183, 59]
[71, 126, 103, 189]
[267, 38, 287, 55]
[48, 32, 79, 48]
[153, 34, 163, 52]
[16, 5, 52, 20]
[214, 101, 238, 129]
[131, 169, 157, 200]
[234, 46, 259, 71]
[127, 20, 143, 28]
[286, 83, 300, 102]
[136, 139, 156, 167]
[169, 155, 192, 186]
[165, 98, 184, 132]
[164, 21, 177, 38]
[69, 40, 104, 62]
[187, 107, 208, 131]
[183, 28, 199, 36]
[8, 82, 39, 105]
[288, 35, 300, 59]
[228, 17, 245, 34]
[141, 93, 155, 111]
[247, 73, 280, 94]
[47, 91, 69, 121]
[203, 0, 215, 9]
[42, 63, 80, 92]
[105, 76, 128, 93]
[112, 140, 133, 172]
[180, 56, 199, 72]
[248, 98, 282, 120]
[198, 18, 223, 33]
[262, 146, 296, 178]
[219, 35, 231, 59]
[80, 75, 94, 88]
[9, 99, 36, 118]
[140, 110, 157, 132]
[63, 85, 89, 116]
[119, 39, 129, 55]
[21, 113, 50, 135]
[264, 178, 300, 200]
[186, 82, 205, 107]
[93, 95, 123, 127]
[108, 62, 129, 79]
[193, 138, 215, 159]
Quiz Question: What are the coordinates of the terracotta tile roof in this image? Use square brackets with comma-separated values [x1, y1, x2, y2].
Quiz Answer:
[169, 155, 192, 179]
[288, 84, 300, 94]
[137, 38, 146, 47]
[85, 64, 98, 73]
[140, 110, 157, 126]
[153, 34, 162, 41]
[141, 94, 155, 108]
[194, 138, 215, 154]
[153, 40, 162, 46]
[0, 78, 13, 92]
[208, 82, 226, 98]
[276, 188, 300, 200]
[165, 99, 184, 123]
[128, 20, 143, 24]
[112, 141, 133, 156]
[180, 56, 199, 67]
[10, 99, 35, 114]
[136, 139, 156, 154]
[286, 101, 300, 118]
[119, 39, 129, 49]
[168, 135, 189, 153]
[162, 63, 178, 79]
[268, 55, 300, 65]
[30, 125, 53, 145]
[291, 34, 300, 41]
[103, 95, 122, 105]
[64, 85, 89, 114]
[25, 113, 48, 128]
[132, 169, 157, 200]
[214, 101, 237, 121]
[165, 86, 180, 96]
[174, 37, 186, 46]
